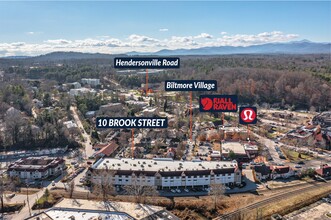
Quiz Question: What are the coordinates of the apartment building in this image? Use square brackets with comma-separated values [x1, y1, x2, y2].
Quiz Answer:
[7, 156, 65, 181]
[86, 158, 241, 189]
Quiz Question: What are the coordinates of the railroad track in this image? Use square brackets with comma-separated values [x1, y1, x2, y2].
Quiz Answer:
[214, 180, 331, 220]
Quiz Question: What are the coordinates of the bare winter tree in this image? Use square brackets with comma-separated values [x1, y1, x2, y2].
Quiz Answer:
[0, 164, 17, 218]
[92, 170, 116, 202]
[209, 183, 225, 210]
[67, 180, 75, 198]
[123, 176, 158, 203]
[4, 107, 24, 145]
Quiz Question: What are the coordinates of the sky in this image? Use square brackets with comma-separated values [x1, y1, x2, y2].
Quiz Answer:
[0, 1, 330, 56]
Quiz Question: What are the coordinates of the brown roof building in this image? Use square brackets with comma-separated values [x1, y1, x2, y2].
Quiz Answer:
[315, 164, 331, 177]
[95, 141, 119, 157]
[8, 156, 65, 181]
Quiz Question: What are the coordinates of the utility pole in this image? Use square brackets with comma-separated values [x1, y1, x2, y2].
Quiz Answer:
[26, 182, 31, 217]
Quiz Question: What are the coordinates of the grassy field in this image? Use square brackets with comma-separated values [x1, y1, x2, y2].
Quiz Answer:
[281, 147, 312, 162]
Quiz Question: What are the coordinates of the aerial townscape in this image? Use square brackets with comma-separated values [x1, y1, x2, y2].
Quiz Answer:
[0, 1, 331, 220]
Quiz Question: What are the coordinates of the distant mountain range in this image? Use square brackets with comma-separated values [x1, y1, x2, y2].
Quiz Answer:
[1, 40, 330, 61]
[150, 40, 331, 56]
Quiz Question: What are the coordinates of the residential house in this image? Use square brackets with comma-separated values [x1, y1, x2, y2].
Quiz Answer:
[315, 164, 331, 177]
[253, 164, 271, 181]
[270, 166, 294, 179]
[7, 157, 65, 181]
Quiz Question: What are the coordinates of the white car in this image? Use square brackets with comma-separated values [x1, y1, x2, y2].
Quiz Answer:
[184, 188, 189, 193]
[170, 189, 176, 193]
[175, 188, 181, 193]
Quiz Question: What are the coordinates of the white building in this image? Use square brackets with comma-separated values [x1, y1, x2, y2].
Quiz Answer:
[71, 82, 82, 89]
[81, 78, 101, 87]
[63, 120, 78, 129]
[8, 157, 65, 181]
[87, 158, 241, 189]
[142, 107, 159, 117]
[69, 88, 96, 97]
[25, 198, 179, 220]
[98, 103, 125, 116]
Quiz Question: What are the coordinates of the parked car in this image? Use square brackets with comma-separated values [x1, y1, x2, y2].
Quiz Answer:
[184, 188, 189, 193]
[298, 161, 305, 165]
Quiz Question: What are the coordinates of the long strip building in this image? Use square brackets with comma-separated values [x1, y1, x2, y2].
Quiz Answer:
[86, 158, 241, 189]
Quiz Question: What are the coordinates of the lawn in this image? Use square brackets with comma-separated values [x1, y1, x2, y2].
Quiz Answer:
[281, 147, 312, 162]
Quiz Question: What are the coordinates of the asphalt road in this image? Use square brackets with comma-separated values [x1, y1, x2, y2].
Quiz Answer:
[70, 106, 93, 159]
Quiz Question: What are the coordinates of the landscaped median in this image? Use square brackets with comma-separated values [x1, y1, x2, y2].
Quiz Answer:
[0, 203, 24, 214]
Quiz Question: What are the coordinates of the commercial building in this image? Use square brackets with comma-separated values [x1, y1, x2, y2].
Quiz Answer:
[25, 198, 179, 220]
[7, 157, 65, 181]
[244, 143, 259, 159]
[221, 127, 249, 141]
[98, 103, 124, 115]
[87, 158, 241, 189]
[94, 141, 119, 158]
[221, 142, 248, 161]
[69, 88, 96, 97]
[81, 78, 101, 87]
